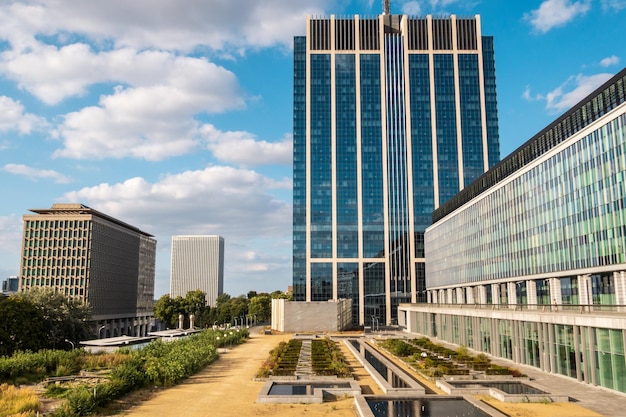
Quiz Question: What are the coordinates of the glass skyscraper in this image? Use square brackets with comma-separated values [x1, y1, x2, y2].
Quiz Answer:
[293, 12, 500, 326]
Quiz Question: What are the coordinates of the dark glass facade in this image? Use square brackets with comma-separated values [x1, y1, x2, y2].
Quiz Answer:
[293, 14, 499, 325]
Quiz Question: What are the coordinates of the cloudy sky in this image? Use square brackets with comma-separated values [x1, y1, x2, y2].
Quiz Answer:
[0, 0, 623, 299]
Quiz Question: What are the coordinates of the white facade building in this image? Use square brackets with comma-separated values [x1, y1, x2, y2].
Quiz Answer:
[170, 235, 224, 307]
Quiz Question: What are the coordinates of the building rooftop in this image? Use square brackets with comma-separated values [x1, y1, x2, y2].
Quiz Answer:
[27, 203, 154, 237]
[433, 67, 626, 223]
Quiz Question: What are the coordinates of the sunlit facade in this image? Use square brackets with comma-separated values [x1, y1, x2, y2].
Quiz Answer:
[18, 203, 156, 337]
[170, 235, 224, 307]
[400, 68, 626, 394]
[293, 13, 500, 326]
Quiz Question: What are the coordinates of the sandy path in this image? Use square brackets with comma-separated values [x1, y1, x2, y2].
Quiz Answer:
[113, 331, 363, 417]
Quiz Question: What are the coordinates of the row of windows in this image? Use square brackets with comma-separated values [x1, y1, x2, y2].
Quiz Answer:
[412, 313, 626, 393]
[21, 277, 85, 287]
[24, 237, 89, 250]
[309, 16, 480, 52]
[427, 112, 626, 285]
[26, 220, 90, 229]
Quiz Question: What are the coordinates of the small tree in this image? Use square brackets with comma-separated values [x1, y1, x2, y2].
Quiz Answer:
[248, 294, 271, 322]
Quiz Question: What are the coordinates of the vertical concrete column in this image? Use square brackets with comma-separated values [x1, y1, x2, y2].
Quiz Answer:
[507, 282, 517, 307]
[456, 287, 464, 304]
[467, 286, 475, 304]
[527, 280, 537, 309]
[493, 284, 500, 307]
[579, 274, 592, 306]
[615, 271, 626, 308]
[447, 288, 454, 304]
[550, 277, 563, 305]
[478, 285, 487, 305]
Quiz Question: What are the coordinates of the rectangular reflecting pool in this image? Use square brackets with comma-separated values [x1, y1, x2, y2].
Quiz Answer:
[448, 381, 546, 395]
[367, 398, 493, 417]
[268, 382, 351, 395]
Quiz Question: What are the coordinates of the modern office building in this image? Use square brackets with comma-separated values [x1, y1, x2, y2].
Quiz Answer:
[170, 235, 224, 307]
[400, 68, 626, 394]
[292, 9, 500, 326]
[1, 276, 18, 296]
[18, 203, 156, 337]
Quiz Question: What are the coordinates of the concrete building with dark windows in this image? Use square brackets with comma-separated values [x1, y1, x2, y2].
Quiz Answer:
[170, 235, 224, 307]
[18, 203, 156, 338]
[399, 68, 626, 394]
[292, 9, 500, 326]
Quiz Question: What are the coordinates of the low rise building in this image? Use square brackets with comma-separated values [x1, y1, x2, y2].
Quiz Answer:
[400, 68, 626, 394]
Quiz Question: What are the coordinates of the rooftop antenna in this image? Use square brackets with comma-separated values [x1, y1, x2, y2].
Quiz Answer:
[383, 0, 390, 15]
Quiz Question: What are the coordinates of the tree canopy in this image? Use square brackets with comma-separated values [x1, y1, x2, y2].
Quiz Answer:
[1, 289, 91, 355]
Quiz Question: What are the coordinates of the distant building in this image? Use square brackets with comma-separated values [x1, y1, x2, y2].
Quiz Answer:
[170, 235, 224, 307]
[400, 68, 626, 394]
[18, 203, 156, 338]
[292, 11, 500, 327]
[1, 276, 18, 295]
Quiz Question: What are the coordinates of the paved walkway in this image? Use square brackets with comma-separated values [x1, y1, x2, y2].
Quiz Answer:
[110, 330, 360, 417]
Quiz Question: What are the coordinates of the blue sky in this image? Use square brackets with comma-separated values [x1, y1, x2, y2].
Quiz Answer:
[0, 0, 624, 299]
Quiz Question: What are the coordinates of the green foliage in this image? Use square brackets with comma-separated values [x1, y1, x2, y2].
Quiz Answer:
[0, 349, 83, 383]
[13, 289, 92, 350]
[311, 338, 351, 378]
[248, 294, 271, 322]
[154, 294, 181, 328]
[2, 329, 249, 416]
[0, 297, 48, 356]
[381, 339, 418, 357]
[270, 290, 292, 300]
[155, 290, 212, 329]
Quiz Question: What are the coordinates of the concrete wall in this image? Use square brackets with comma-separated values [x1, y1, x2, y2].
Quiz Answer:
[271, 299, 352, 332]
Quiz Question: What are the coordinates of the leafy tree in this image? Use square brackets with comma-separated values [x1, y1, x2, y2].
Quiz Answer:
[183, 290, 209, 328]
[271, 290, 292, 300]
[248, 294, 271, 323]
[154, 294, 183, 328]
[229, 296, 248, 325]
[247, 290, 257, 299]
[14, 289, 91, 349]
[0, 297, 49, 355]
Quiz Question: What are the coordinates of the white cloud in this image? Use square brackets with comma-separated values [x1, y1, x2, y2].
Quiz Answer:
[524, 0, 591, 33]
[61, 166, 293, 296]
[61, 166, 291, 238]
[3, 163, 71, 183]
[545, 73, 613, 112]
[600, 55, 620, 67]
[0, 1, 329, 53]
[200, 125, 292, 167]
[42, 51, 246, 161]
[402, 1, 422, 15]
[2, 46, 245, 107]
[0, 96, 47, 134]
[522, 86, 545, 102]
[601, 0, 626, 10]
